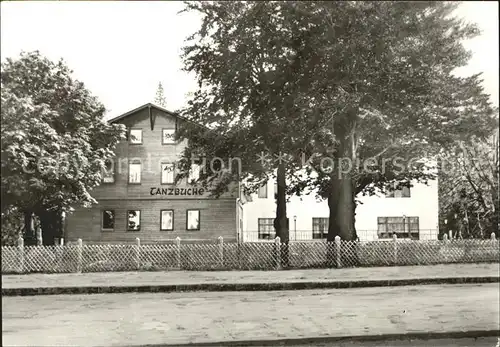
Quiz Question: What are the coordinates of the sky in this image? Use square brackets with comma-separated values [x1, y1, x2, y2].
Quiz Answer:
[1, 1, 499, 121]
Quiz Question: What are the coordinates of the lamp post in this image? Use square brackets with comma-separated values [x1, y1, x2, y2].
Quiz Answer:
[444, 218, 447, 240]
[293, 215, 297, 241]
[402, 214, 406, 239]
[450, 213, 460, 239]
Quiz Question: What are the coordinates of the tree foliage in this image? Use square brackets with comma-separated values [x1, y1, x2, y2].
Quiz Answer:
[1, 51, 125, 244]
[1, 207, 23, 246]
[439, 131, 499, 238]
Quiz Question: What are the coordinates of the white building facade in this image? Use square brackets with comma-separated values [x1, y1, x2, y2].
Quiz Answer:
[241, 176, 439, 242]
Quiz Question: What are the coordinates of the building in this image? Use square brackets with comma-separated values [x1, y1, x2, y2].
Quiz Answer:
[242, 174, 439, 242]
[65, 103, 242, 243]
[65, 102, 438, 244]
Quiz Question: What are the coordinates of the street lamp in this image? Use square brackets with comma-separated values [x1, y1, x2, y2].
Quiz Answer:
[293, 215, 297, 241]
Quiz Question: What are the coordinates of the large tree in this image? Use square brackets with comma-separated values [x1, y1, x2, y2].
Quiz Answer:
[178, 1, 497, 247]
[177, 1, 332, 254]
[1, 51, 124, 245]
[279, 1, 497, 241]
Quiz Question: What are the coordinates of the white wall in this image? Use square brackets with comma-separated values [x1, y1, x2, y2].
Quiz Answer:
[242, 176, 439, 241]
[242, 183, 330, 241]
[355, 178, 439, 240]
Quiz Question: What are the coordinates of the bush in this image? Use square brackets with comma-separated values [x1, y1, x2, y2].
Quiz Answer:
[1, 209, 23, 246]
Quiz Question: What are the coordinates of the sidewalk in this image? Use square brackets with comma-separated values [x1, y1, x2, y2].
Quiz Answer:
[2, 263, 499, 296]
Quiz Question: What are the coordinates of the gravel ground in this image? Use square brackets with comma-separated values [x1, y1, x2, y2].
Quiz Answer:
[2, 283, 499, 346]
[2, 263, 499, 289]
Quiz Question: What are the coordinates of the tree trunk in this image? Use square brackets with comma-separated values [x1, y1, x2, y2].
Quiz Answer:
[23, 211, 37, 246]
[274, 162, 289, 267]
[327, 178, 356, 241]
[327, 122, 357, 242]
[326, 176, 358, 267]
[491, 182, 499, 237]
[326, 122, 358, 267]
[38, 209, 63, 246]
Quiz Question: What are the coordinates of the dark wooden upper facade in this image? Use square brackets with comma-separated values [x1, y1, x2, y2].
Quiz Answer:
[92, 103, 238, 201]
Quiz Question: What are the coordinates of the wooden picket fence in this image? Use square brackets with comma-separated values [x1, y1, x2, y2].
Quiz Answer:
[2, 234, 499, 274]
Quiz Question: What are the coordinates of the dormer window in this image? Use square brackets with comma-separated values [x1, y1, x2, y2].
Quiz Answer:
[129, 129, 143, 144]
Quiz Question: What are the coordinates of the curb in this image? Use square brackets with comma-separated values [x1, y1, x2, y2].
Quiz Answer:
[134, 330, 500, 347]
[2, 276, 499, 296]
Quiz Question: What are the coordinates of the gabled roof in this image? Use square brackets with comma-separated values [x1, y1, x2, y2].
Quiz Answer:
[107, 103, 179, 124]
[107, 102, 209, 131]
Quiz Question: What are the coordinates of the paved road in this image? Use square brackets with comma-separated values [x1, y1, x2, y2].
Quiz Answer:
[2, 263, 499, 289]
[279, 337, 499, 346]
[2, 284, 499, 346]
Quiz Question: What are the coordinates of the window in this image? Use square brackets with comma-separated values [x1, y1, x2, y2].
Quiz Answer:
[274, 182, 278, 199]
[102, 160, 115, 183]
[186, 209, 200, 230]
[258, 183, 268, 198]
[101, 210, 115, 231]
[129, 129, 143, 144]
[188, 164, 201, 183]
[257, 218, 289, 239]
[128, 162, 141, 184]
[312, 218, 329, 239]
[160, 210, 174, 231]
[258, 218, 275, 239]
[401, 186, 411, 197]
[377, 216, 419, 239]
[161, 163, 175, 184]
[385, 182, 411, 198]
[127, 210, 141, 231]
[162, 128, 176, 144]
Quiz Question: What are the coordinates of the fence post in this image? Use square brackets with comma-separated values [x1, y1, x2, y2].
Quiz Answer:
[275, 236, 281, 270]
[175, 237, 181, 269]
[335, 236, 341, 268]
[491, 233, 496, 241]
[76, 238, 83, 273]
[441, 234, 449, 262]
[448, 230, 453, 240]
[135, 237, 141, 270]
[36, 226, 42, 246]
[17, 236, 24, 274]
[393, 234, 398, 265]
[218, 236, 224, 267]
